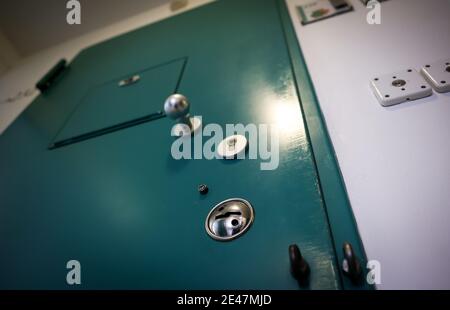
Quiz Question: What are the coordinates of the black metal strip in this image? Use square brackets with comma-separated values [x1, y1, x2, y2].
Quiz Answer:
[174, 57, 189, 93]
[49, 112, 165, 150]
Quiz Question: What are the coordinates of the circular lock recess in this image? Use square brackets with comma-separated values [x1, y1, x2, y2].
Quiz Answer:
[205, 198, 254, 241]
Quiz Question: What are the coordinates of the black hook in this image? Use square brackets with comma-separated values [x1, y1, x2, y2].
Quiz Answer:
[342, 242, 362, 284]
[289, 244, 310, 286]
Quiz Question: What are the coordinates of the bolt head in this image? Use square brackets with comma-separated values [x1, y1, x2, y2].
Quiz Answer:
[198, 184, 209, 195]
[164, 94, 190, 120]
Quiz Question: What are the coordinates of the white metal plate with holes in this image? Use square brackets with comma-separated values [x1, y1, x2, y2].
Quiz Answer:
[420, 59, 450, 93]
[370, 69, 432, 107]
[217, 135, 248, 159]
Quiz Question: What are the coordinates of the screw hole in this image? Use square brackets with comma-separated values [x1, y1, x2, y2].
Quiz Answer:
[385, 95, 390, 98]
[421, 85, 426, 89]
[392, 79, 406, 87]
[393, 76, 397, 79]
[231, 219, 239, 226]
[227, 138, 237, 146]
[426, 65, 431, 68]
[442, 81, 447, 84]
[374, 78, 379, 81]
[407, 69, 412, 72]
[401, 88, 405, 91]
[406, 98, 410, 101]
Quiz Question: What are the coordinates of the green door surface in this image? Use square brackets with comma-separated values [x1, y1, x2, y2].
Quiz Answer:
[0, 0, 364, 290]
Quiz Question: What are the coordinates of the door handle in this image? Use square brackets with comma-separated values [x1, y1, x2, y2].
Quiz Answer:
[289, 244, 310, 286]
[164, 94, 201, 137]
[118, 75, 140, 87]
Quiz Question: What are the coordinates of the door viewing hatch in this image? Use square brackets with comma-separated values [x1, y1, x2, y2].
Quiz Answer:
[51, 57, 186, 148]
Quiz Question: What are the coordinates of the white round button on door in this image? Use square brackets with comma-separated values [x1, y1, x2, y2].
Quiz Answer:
[217, 135, 248, 159]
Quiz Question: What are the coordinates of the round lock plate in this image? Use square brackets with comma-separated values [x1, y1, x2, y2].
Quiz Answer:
[205, 198, 254, 241]
[217, 135, 248, 159]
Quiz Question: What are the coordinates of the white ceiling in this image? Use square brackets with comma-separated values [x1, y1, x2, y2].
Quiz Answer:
[0, 0, 170, 57]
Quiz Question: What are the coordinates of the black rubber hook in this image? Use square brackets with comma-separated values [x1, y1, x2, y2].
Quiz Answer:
[342, 242, 362, 284]
[289, 244, 310, 286]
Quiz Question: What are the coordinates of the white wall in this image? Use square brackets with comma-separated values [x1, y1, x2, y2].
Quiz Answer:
[0, 0, 214, 134]
[0, 0, 169, 57]
[0, 62, 6, 77]
[0, 30, 20, 76]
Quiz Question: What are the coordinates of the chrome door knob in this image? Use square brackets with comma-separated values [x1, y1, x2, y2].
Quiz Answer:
[164, 94, 191, 126]
[164, 94, 201, 137]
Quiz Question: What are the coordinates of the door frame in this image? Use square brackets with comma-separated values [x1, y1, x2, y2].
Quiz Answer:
[276, 0, 374, 290]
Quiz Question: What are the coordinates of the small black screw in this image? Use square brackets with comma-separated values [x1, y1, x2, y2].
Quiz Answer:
[198, 184, 209, 195]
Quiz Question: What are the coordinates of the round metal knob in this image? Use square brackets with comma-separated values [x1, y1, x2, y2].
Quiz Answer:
[164, 94, 190, 120]
[164, 93, 201, 137]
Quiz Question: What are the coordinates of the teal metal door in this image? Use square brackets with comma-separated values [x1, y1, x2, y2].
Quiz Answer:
[0, 0, 366, 289]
